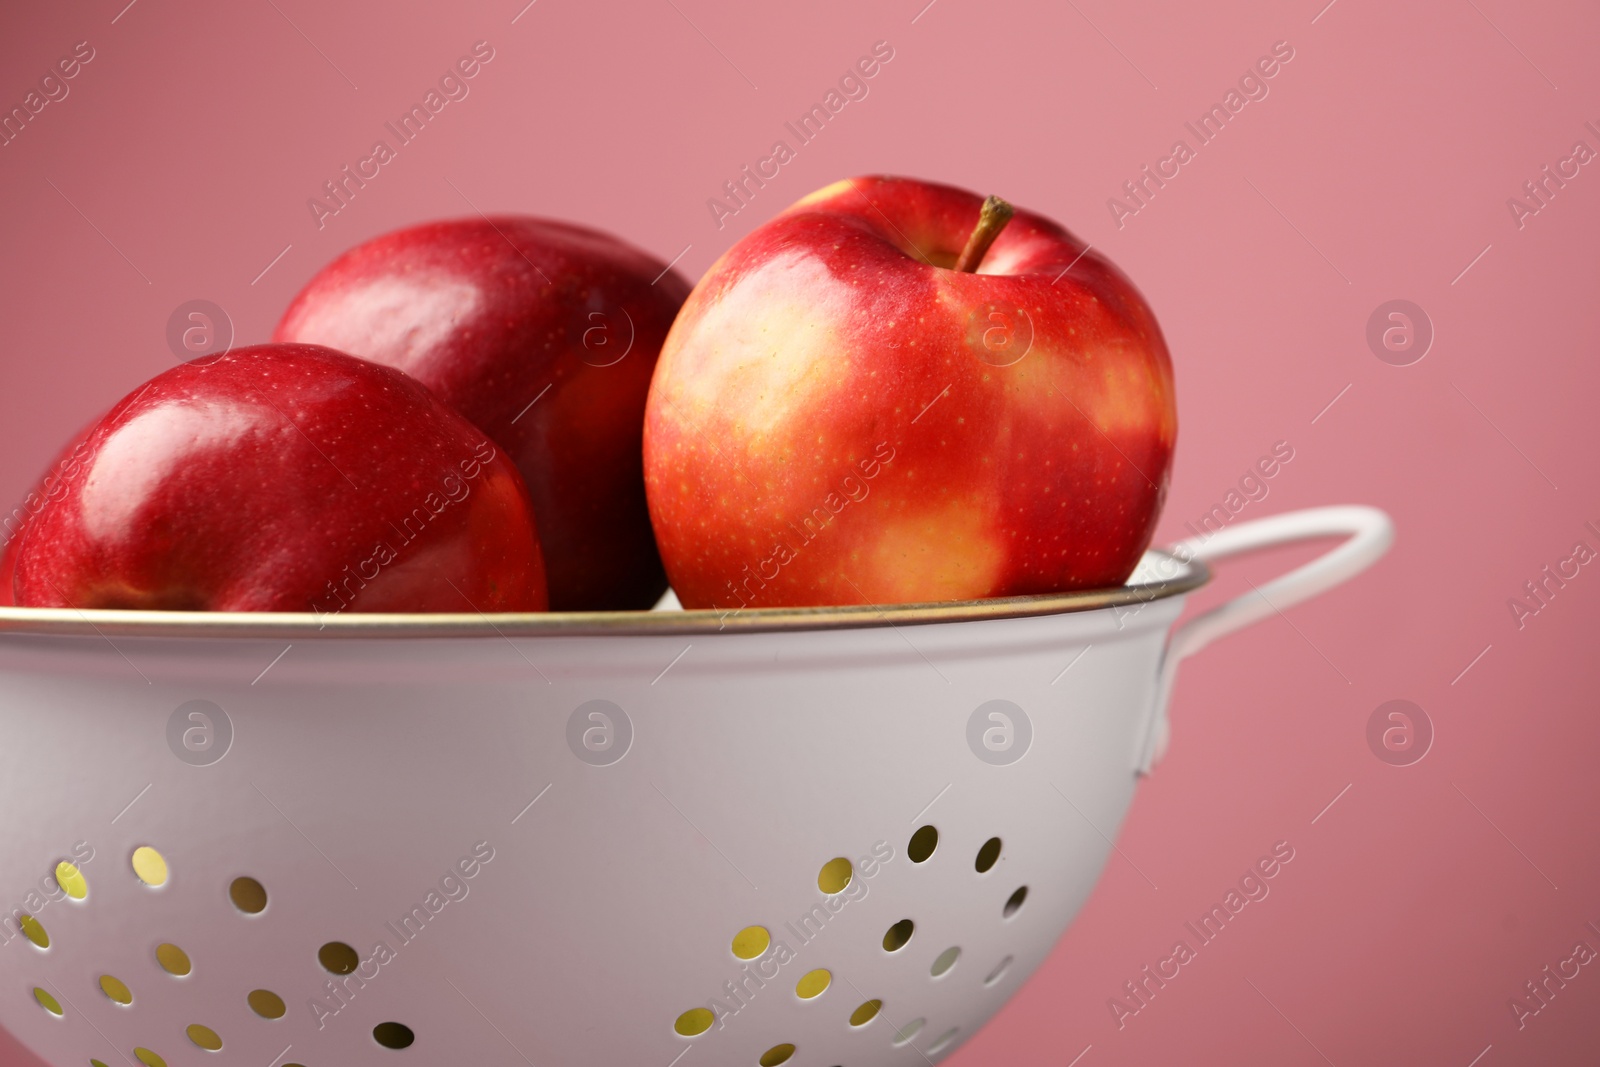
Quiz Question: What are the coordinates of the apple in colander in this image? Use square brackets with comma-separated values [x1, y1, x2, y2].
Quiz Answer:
[643, 175, 1177, 611]
[7, 344, 548, 614]
[274, 216, 692, 611]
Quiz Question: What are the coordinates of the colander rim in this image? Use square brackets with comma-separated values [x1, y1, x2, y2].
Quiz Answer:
[0, 548, 1209, 639]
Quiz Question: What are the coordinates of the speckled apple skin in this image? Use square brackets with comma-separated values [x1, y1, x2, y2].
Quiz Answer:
[645, 176, 1176, 611]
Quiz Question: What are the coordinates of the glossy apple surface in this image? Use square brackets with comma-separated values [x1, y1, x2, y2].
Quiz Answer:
[274, 216, 690, 611]
[644, 176, 1177, 612]
[11, 344, 547, 613]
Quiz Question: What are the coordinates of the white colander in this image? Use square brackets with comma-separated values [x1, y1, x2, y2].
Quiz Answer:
[0, 506, 1391, 1067]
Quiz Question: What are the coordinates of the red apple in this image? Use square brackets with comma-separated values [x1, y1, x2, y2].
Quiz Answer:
[274, 216, 690, 611]
[10, 343, 547, 613]
[644, 176, 1177, 612]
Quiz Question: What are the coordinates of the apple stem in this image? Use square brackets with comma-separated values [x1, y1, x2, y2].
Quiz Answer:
[952, 195, 1015, 273]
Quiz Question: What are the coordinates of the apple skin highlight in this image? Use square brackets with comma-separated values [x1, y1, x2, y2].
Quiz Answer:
[10, 344, 548, 614]
[644, 175, 1177, 612]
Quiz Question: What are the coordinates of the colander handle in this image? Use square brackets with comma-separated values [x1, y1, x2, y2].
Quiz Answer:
[1137, 505, 1395, 773]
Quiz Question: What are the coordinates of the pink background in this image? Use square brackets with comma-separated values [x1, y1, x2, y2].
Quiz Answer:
[2, 0, 1597, 1064]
